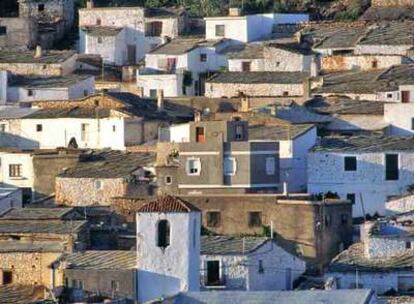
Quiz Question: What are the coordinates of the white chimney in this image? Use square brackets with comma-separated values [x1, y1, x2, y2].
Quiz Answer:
[0, 71, 8, 105]
[86, 0, 94, 9]
[34, 45, 43, 58]
[194, 111, 201, 122]
[156, 89, 164, 111]
[229, 7, 241, 16]
[283, 182, 288, 196]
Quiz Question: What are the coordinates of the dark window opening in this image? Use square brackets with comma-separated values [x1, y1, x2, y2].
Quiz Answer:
[248, 212, 262, 227]
[0, 27, 6, 35]
[406, 241, 412, 249]
[150, 89, 157, 98]
[371, 60, 378, 69]
[96, 18, 101, 25]
[242, 61, 251, 72]
[258, 260, 264, 273]
[2, 271, 12, 285]
[196, 127, 205, 143]
[215, 25, 225, 37]
[341, 214, 349, 225]
[97, 37, 103, 44]
[206, 260, 222, 286]
[206, 211, 221, 228]
[9, 164, 22, 178]
[36, 124, 42, 132]
[385, 154, 399, 181]
[27, 89, 33, 97]
[165, 176, 172, 185]
[38, 4, 45, 11]
[283, 91, 289, 97]
[344, 156, 357, 171]
[200, 54, 207, 62]
[146, 21, 163, 37]
[157, 220, 170, 248]
[402, 91, 410, 103]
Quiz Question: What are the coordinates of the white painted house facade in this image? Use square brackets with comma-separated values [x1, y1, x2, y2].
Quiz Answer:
[308, 136, 414, 217]
[200, 236, 305, 291]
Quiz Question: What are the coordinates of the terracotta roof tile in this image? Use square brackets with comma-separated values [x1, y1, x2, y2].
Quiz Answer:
[138, 196, 200, 213]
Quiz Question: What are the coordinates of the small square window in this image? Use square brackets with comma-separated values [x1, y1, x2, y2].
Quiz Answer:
[206, 211, 221, 228]
[83, 90, 88, 97]
[242, 61, 251, 72]
[387, 93, 393, 99]
[187, 158, 201, 175]
[215, 24, 225, 37]
[0, 124, 6, 132]
[95, 180, 102, 189]
[165, 175, 172, 185]
[200, 54, 207, 62]
[283, 91, 289, 97]
[36, 124, 42, 132]
[9, 164, 22, 178]
[97, 37, 103, 44]
[346, 193, 355, 205]
[248, 212, 262, 227]
[344, 156, 357, 171]
[406, 241, 412, 249]
[27, 89, 33, 97]
[111, 280, 120, 292]
[38, 4, 45, 11]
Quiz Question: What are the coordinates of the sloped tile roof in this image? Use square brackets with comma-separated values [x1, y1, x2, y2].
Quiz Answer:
[201, 236, 269, 255]
[0, 50, 76, 64]
[61, 250, 136, 270]
[0, 220, 87, 234]
[208, 72, 309, 84]
[0, 241, 63, 253]
[138, 196, 200, 213]
[0, 207, 81, 220]
[0, 285, 47, 304]
[82, 26, 123, 37]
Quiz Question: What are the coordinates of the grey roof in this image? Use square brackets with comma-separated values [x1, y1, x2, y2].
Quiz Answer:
[274, 104, 332, 124]
[0, 207, 81, 220]
[58, 150, 155, 178]
[0, 107, 39, 119]
[266, 42, 315, 55]
[144, 6, 186, 18]
[0, 50, 76, 64]
[0, 220, 87, 234]
[227, 44, 265, 59]
[201, 236, 269, 255]
[9, 74, 92, 89]
[82, 26, 123, 37]
[0, 285, 47, 304]
[311, 136, 414, 153]
[317, 64, 414, 94]
[62, 250, 136, 270]
[173, 290, 375, 304]
[358, 22, 414, 46]
[306, 97, 385, 115]
[0, 241, 63, 253]
[208, 72, 309, 84]
[361, 7, 414, 21]
[150, 38, 204, 55]
[24, 107, 112, 119]
[328, 242, 414, 272]
[249, 123, 315, 141]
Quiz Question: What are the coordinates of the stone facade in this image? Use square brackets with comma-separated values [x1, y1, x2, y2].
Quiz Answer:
[0, 251, 62, 287]
[321, 55, 407, 72]
[371, 0, 414, 6]
[0, 17, 37, 49]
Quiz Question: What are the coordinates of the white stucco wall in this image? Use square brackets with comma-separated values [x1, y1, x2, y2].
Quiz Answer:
[308, 151, 414, 217]
[0, 152, 34, 189]
[137, 72, 184, 97]
[385, 103, 414, 136]
[0, 71, 8, 105]
[205, 17, 248, 42]
[137, 211, 201, 303]
[84, 30, 126, 66]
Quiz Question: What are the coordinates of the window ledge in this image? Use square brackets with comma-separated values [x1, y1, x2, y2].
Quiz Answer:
[9, 177, 26, 180]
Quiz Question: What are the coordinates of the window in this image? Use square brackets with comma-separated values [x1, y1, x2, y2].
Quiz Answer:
[9, 164, 22, 178]
[206, 260, 222, 286]
[235, 125, 244, 140]
[387, 93, 393, 99]
[112, 125, 116, 132]
[157, 220, 170, 248]
[406, 241, 412, 249]
[95, 180, 102, 189]
[149, 89, 157, 98]
[97, 37, 103, 44]
[346, 193, 355, 205]
[206, 211, 221, 227]
[0, 124, 6, 132]
[371, 60, 378, 69]
[258, 260, 264, 273]
[215, 24, 225, 37]
[248, 212, 262, 227]
[0, 27, 6, 35]
[196, 127, 205, 143]
[42, 64, 47, 70]
[81, 123, 89, 141]
[283, 91, 289, 97]
[36, 124, 42, 132]
[167, 58, 177, 72]
[344, 156, 357, 171]
[266, 157, 275, 175]
[165, 175, 172, 185]
[96, 18, 101, 25]
[83, 89, 88, 97]
[402, 91, 410, 103]
[341, 214, 348, 225]
[146, 21, 163, 37]
[27, 89, 33, 97]
[38, 4, 44, 11]
[111, 280, 120, 292]
[411, 118, 414, 130]
[186, 158, 201, 175]
[385, 154, 399, 181]
[242, 61, 251, 72]
[2, 270, 12, 285]
[200, 54, 207, 62]
[223, 157, 236, 176]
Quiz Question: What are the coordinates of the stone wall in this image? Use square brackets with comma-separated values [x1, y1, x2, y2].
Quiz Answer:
[367, 232, 414, 259]
[55, 177, 127, 206]
[0, 59, 76, 77]
[321, 55, 405, 72]
[205, 82, 304, 98]
[371, 0, 414, 6]
[0, 251, 62, 287]
[0, 17, 37, 48]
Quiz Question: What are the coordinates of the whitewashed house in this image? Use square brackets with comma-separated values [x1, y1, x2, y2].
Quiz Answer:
[79, 5, 187, 65]
[137, 38, 231, 97]
[308, 136, 414, 217]
[5, 74, 95, 104]
[200, 236, 305, 291]
[0, 93, 191, 150]
[136, 196, 201, 303]
[205, 9, 308, 44]
[326, 216, 414, 295]
[385, 100, 414, 136]
[0, 149, 35, 193]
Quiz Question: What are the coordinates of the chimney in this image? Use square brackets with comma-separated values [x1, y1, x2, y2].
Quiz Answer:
[86, 0, 94, 9]
[303, 77, 312, 101]
[229, 7, 241, 16]
[283, 182, 288, 196]
[240, 96, 249, 112]
[156, 89, 164, 111]
[194, 110, 201, 122]
[34, 45, 43, 58]
[310, 56, 320, 77]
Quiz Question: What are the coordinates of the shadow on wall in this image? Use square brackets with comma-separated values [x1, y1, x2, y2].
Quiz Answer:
[0, 132, 39, 149]
[138, 269, 181, 303]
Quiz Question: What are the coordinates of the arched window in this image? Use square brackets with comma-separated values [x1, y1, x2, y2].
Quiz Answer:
[157, 220, 170, 248]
